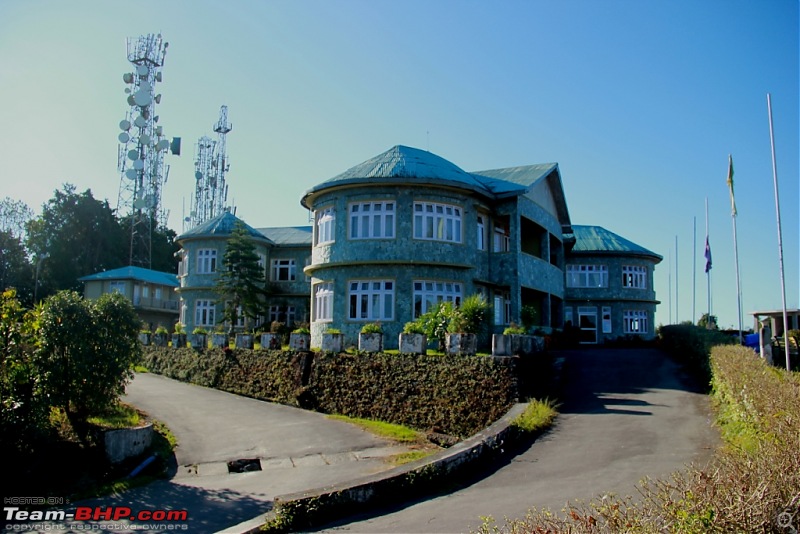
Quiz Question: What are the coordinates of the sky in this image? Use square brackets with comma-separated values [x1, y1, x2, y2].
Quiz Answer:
[1, 0, 797, 330]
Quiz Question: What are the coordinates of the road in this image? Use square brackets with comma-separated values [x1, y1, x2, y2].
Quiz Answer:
[313, 348, 718, 533]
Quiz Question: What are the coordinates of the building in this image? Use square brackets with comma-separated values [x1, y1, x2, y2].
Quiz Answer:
[565, 225, 663, 344]
[79, 265, 179, 330]
[173, 145, 662, 348]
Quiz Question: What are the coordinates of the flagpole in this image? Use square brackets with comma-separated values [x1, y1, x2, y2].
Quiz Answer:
[692, 216, 697, 323]
[705, 198, 712, 325]
[728, 155, 744, 344]
[675, 234, 679, 323]
[767, 93, 790, 370]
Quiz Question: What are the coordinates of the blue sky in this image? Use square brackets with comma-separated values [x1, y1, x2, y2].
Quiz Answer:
[1, 0, 797, 329]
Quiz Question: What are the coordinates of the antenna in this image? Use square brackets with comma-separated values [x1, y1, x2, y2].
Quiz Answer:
[187, 105, 233, 229]
[116, 33, 178, 268]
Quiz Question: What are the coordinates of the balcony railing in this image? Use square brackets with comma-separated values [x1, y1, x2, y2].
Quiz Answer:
[133, 297, 179, 311]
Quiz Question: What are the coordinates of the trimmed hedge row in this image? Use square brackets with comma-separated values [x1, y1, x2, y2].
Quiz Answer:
[140, 347, 518, 438]
[658, 324, 735, 390]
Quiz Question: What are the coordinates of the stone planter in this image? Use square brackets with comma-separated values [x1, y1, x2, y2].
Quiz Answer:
[103, 423, 154, 464]
[235, 333, 254, 349]
[190, 333, 207, 350]
[399, 333, 427, 355]
[446, 332, 477, 355]
[358, 332, 383, 353]
[259, 333, 281, 350]
[211, 333, 229, 348]
[171, 333, 186, 348]
[512, 334, 535, 356]
[138, 333, 151, 346]
[289, 333, 311, 351]
[321, 333, 344, 353]
[152, 333, 168, 347]
[492, 334, 512, 356]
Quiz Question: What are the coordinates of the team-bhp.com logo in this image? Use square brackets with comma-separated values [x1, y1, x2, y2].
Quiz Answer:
[4, 505, 188, 531]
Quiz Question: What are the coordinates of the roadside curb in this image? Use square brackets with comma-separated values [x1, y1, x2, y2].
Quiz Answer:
[220, 403, 529, 534]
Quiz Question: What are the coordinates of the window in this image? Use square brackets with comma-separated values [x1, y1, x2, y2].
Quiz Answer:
[493, 291, 511, 325]
[154, 286, 162, 300]
[493, 222, 510, 252]
[109, 281, 125, 294]
[225, 301, 245, 328]
[602, 306, 612, 334]
[269, 305, 296, 325]
[180, 301, 187, 325]
[271, 259, 296, 281]
[350, 201, 395, 239]
[413, 280, 462, 317]
[623, 310, 649, 334]
[314, 283, 334, 322]
[348, 280, 394, 321]
[622, 265, 647, 289]
[178, 250, 188, 277]
[195, 300, 216, 327]
[477, 215, 487, 251]
[413, 202, 462, 243]
[315, 207, 335, 245]
[564, 306, 573, 327]
[566, 264, 608, 288]
[197, 249, 217, 274]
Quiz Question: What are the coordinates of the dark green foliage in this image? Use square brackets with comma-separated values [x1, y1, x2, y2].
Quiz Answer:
[140, 347, 518, 438]
[214, 221, 267, 332]
[657, 323, 734, 390]
[0, 229, 33, 305]
[38, 291, 141, 419]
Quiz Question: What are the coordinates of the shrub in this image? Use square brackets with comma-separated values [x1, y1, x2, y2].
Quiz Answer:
[360, 323, 383, 334]
[450, 294, 489, 334]
[402, 321, 426, 335]
[324, 327, 342, 334]
[192, 327, 207, 335]
[503, 323, 526, 336]
[154, 325, 168, 335]
[173, 322, 184, 334]
[657, 323, 734, 389]
[293, 327, 310, 335]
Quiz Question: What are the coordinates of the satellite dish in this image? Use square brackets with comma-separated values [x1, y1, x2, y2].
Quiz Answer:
[139, 81, 152, 93]
[156, 139, 169, 151]
[153, 115, 159, 123]
[133, 159, 144, 170]
[195, 171, 203, 180]
[127, 149, 139, 160]
[154, 94, 162, 104]
[133, 90, 151, 107]
[139, 134, 151, 145]
[124, 88, 131, 94]
[119, 119, 131, 131]
[136, 65, 149, 76]
[123, 73, 134, 84]
[125, 169, 137, 180]
[170, 137, 181, 156]
[127, 95, 136, 106]
[134, 115, 146, 128]
[118, 132, 130, 143]
[133, 198, 146, 209]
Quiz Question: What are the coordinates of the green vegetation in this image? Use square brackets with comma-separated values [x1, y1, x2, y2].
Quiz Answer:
[360, 322, 383, 334]
[503, 323, 526, 335]
[387, 450, 437, 466]
[327, 414, 421, 442]
[86, 402, 141, 429]
[511, 399, 558, 433]
[658, 322, 734, 389]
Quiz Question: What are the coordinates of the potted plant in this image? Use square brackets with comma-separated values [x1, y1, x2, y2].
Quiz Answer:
[289, 326, 311, 351]
[399, 321, 427, 355]
[493, 323, 526, 356]
[446, 294, 489, 355]
[191, 327, 208, 349]
[171, 323, 186, 348]
[153, 325, 169, 347]
[211, 325, 229, 348]
[260, 321, 283, 350]
[321, 327, 344, 352]
[235, 330, 254, 349]
[358, 323, 383, 353]
[138, 329, 152, 346]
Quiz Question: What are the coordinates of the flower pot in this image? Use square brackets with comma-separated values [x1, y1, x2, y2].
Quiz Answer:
[399, 333, 427, 355]
[235, 333, 254, 349]
[512, 334, 534, 356]
[211, 333, 229, 348]
[289, 333, 311, 351]
[259, 333, 281, 350]
[138, 333, 151, 346]
[321, 333, 344, 353]
[492, 334, 512, 356]
[446, 333, 477, 355]
[152, 333, 168, 347]
[190, 334, 207, 350]
[171, 333, 186, 348]
[358, 332, 383, 353]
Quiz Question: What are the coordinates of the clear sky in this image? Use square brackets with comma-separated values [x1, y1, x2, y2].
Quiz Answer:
[1, 0, 797, 330]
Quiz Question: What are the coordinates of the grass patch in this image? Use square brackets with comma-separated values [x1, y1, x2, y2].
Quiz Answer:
[511, 398, 558, 433]
[387, 449, 437, 466]
[327, 414, 421, 442]
[86, 402, 142, 429]
[132, 364, 149, 373]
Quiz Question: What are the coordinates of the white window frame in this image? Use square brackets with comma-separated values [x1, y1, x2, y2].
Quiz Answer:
[493, 224, 510, 252]
[109, 281, 126, 294]
[195, 299, 216, 327]
[477, 215, 487, 251]
[315, 207, 335, 245]
[178, 250, 188, 277]
[493, 291, 511, 326]
[224, 301, 246, 328]
[196, 249, 217, 274]
[269, 305, 296, 325]
[349, 201, 395, 239]
[566, 264, 609, 288]
[314, 282, 334, 322]
[622, 265, 648, 289]
[602, 306, 612, 334]
[623, 310, 649, 334]
[413, 202, 462, 243]
[271, 259, 297, 282]
[413, 280, 463, 318]
[348, 280, 395, 321]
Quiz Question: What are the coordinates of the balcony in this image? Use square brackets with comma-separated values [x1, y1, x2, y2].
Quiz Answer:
[133, 297, 179, 312]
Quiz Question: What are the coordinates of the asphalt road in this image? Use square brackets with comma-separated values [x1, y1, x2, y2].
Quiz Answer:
[313, 348, 718, 533]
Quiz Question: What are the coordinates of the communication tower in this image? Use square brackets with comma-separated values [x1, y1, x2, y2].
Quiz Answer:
[187, 106, 232, 229]
[116, 33, 181, 268]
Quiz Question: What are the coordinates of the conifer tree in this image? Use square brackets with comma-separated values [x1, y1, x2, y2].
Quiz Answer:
[214, 222, 266, 333]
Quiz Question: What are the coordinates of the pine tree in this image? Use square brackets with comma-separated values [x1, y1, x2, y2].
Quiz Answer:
[214, 222, 266, 333]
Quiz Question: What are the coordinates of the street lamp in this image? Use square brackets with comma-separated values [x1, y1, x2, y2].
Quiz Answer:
[33, 252, 49, 304]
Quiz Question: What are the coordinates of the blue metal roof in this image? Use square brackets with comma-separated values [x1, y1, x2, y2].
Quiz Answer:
[79, 266, 179, 287]
[571, 225, 662, 261]
[471, 163, 559, 195]
[177, 211, 273, 243]
[257, 226, 313, 246]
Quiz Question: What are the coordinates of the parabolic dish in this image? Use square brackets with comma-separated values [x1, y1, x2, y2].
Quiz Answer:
[127, 95, 135, 106]
[133, 198, 146, 209]
[127, 149, 140, 160]
[195, 171, 203, 180]
[156, 139, 170, 151]
[125, 169, 137, 180]
[123, 73, 134, 84]
[133, 90, 152, 107]
[139, 134, 151, 145]
[136, 65, 149, 76]
[124, 88, 131, 94]
[134, 115, 147, 128]
[118, 132, 130, 143]
[119, 119, 131, 131]
[133, 159, 144, 170]
[139, 81, 151, 93]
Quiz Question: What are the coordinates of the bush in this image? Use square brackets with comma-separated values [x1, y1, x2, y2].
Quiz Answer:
[360, 323, 383, 334]
[658, 323, 734, 390]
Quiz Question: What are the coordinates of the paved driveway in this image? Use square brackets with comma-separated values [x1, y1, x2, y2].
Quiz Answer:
[314, 348, 718, 533]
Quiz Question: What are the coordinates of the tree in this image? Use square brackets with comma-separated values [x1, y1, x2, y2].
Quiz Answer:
[0, 230, 33, 305]
[118, 214, 180, 273]
[698, 313, 718, 330]
[37, 291, 141, 420]
[26, 185, 127, 298]
[214, 222, 267, 333]
[0, 197, 33, 239]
